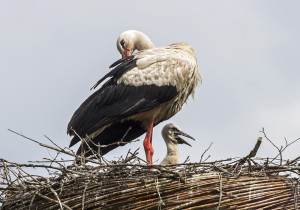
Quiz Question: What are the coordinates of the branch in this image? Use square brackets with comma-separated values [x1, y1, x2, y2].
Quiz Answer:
[260, 128, 300, 165]
[234, 137, 262, 169]
[8, 129, 100, 164]
[200, 142, 213, 163]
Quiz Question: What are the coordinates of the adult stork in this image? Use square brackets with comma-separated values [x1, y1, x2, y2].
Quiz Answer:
[160, 123, 195, 165]
[67, 30, 201, 164]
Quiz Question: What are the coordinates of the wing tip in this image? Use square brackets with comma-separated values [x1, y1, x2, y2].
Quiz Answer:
[109, 55, 134, 68]
[69, 136, 80, 147]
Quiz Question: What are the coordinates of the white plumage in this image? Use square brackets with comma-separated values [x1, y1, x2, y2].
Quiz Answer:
[119, 43, 200, 91]
[68, 30, 201, 164]
[115, 40, 202, 130]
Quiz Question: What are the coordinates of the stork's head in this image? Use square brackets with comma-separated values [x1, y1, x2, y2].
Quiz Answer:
[162, 123, 195, 146]
[117, 30, 155, 58]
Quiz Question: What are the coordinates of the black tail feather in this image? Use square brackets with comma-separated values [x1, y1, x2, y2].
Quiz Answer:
[75, 120, 146, 159]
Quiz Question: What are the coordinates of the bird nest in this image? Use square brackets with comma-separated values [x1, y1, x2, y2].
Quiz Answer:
[1, 130, 300, 209]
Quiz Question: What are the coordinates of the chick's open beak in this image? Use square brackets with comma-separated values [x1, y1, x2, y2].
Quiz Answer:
[175, 131, 195, 146]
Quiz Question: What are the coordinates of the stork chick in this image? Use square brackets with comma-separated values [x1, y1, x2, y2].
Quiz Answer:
[160, 123, 195, 165]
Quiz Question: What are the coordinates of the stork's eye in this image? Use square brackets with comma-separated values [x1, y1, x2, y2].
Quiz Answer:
[120, 39, 125, 48]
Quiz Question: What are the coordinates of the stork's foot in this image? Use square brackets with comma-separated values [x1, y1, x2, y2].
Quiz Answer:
[143, 140, 154, 164]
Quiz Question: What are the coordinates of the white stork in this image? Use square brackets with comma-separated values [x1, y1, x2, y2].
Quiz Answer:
[67, 30, 201, 164]
[160, 123, 195, 165]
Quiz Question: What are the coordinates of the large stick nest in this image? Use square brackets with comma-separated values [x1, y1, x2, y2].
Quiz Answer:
[1, 130, 300, 209]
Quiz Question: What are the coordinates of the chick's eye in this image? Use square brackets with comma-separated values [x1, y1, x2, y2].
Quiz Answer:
[120, 40, 125, 48]
[170, 128, 177, 132]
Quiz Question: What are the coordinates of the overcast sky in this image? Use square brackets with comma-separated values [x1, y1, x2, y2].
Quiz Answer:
[1, 1, 299, 167]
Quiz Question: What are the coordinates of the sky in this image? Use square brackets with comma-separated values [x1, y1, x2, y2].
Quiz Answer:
[0, 1, 299, 168]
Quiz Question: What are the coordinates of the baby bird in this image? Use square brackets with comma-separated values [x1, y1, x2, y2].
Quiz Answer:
[160, 123, 195, 165]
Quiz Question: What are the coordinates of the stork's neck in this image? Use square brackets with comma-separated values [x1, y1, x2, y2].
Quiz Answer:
[134, 31, 155, 51]
[160, 140, 179, 165]
[165, 141, 179, 158]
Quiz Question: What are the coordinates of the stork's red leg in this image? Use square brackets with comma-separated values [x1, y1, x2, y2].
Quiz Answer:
[143, 119, 154, 164]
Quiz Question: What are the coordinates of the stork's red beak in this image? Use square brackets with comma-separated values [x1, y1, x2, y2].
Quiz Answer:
[122, 50, 132, 58]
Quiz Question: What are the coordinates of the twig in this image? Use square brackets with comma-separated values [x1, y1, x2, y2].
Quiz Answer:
[293, 179, 299, 210]
[216, 173, 223, 210]
[260, 128, 300, 165]
[36, 192, 72, 210]
[155, 177, 165, 209]
[288, 156, 300, 165]
[29, 191, 37, 210]
[234, 137, 262, 170]
[82, 181, 89, 210]
[47, 178, 63, 210]
[71, 128, 102, 164]
[8, 129, 100, 164]
[44, 135, 64, 151]
[200, 142, 213, 162]
[183, 156, 190, 163]
[128, 151, 148, 164]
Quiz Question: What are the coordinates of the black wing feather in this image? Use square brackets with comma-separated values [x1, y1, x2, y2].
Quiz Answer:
[68, 56, 178, 150]
[109, 55, 134, 68]
[68, 84, 177, 147]
[90, 56, 137, 90]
